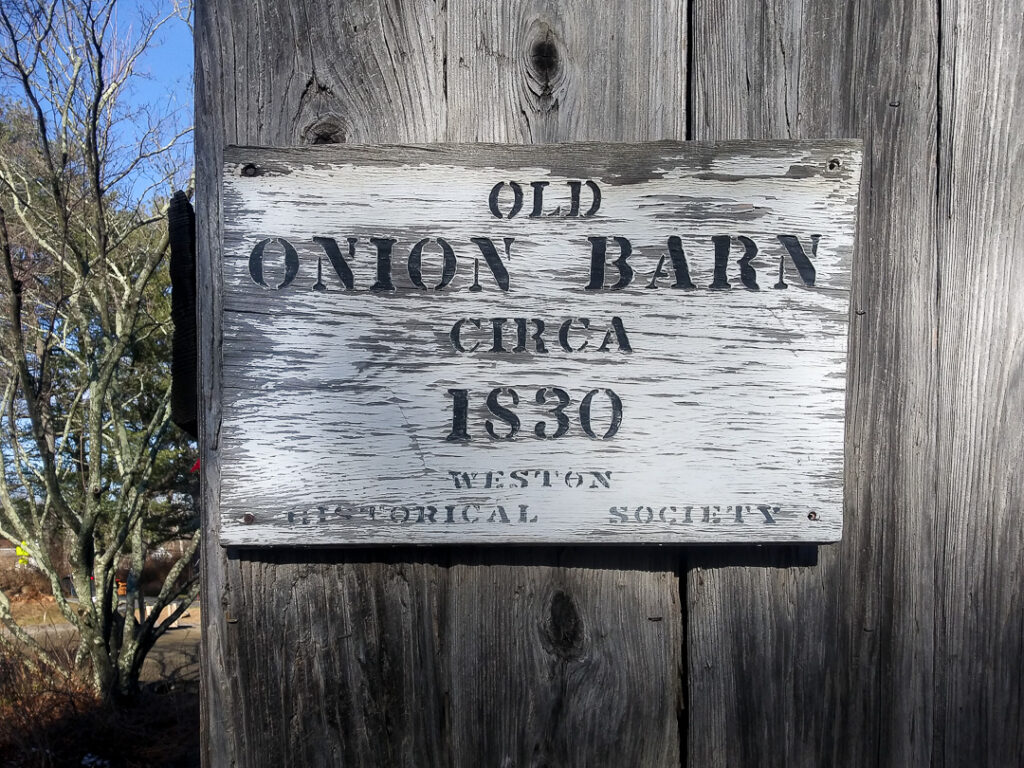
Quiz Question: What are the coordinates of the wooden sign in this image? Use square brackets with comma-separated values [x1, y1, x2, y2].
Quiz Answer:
[218, 141, 862, 546]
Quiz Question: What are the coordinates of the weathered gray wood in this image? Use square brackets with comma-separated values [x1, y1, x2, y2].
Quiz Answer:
[196, 3, 451, 766]
[449, 547, 682, 767]
[687, 0, 1022, 765]
[934, 0, 1024, 763]
[218, 141, 860, 547]
[199, 1, 1024, 764]
[688, 0, 941, 762]
[445, 0, 687, 144]
[441, 9, 686, 764]
[198, 1, 687, 765]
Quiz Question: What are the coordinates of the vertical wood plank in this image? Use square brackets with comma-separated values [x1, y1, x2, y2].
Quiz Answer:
[198, 2, 686, 765]
[935, 0, 1024, 763]
[197, 2, 452, 766]
[447, 549, 681, 767]
[444, 6, 686, 760]
[687, 0, 941, 765]
[446, 0, 687, 143]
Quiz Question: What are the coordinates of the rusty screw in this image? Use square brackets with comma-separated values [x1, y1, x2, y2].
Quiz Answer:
[827, 158, 841, 171]
[243, 512, 255, 525]
[807, 511, 819, 521]
[241, 163, 258, 177]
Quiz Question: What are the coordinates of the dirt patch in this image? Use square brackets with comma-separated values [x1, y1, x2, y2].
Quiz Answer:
[9, 596, 68, 627]
[0, 566, 53, 600]
[0, 614, 202, 767]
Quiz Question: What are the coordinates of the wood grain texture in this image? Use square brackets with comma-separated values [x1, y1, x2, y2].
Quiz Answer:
[196, 2, 451, 765]
[445, 0, 687, 144]
[198, 1, 687, 765]
[934, 0, 1024, 763]
[218, 141, 859, 546]
[687, 0, 1022, 765]
[198, 1, 1024, 765]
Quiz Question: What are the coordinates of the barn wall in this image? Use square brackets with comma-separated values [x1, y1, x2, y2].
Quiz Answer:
[195, 2, 1023, 765]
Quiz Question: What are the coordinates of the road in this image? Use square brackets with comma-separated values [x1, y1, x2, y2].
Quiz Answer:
[14, 605, 201, 685]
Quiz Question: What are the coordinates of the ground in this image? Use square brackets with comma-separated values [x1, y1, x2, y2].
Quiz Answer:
[2, 598, 202, 767]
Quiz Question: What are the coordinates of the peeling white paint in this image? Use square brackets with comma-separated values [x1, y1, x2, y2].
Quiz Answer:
[218, 141, 862, 546]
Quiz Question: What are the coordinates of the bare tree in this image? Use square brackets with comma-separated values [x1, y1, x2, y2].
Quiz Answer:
[0, 0, 196, 698]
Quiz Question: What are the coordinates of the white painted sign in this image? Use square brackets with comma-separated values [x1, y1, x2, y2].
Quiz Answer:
[219, 141, 861, 546]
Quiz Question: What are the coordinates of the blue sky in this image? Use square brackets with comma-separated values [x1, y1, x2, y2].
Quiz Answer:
[114, 2, 194, 198]
[125, 4, 193, 119]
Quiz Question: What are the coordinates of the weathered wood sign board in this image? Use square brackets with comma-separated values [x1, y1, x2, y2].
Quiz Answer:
[219, 141, 862, 546]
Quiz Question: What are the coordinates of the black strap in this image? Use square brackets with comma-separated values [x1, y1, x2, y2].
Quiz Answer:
[168, 191, 197, 439]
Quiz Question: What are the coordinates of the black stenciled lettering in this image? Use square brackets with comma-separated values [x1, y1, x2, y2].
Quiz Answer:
[558, 317, 590, 352]
[567, 180, 582, 217]
[489, 318, 509, 352]
[563, 471, 583, 488]
[529, 181, 549, 217]
[445, 389, 470, 442]
[450, 318, 481, 353]
[485, 387, 520, 440]
[312, 257, 326, 291]
[585, 236, 633, 290]
[487, 506, 511, 523]
[666, 235, 696, 289]
[469, 237, 512, 291]
[310, 236, 355, 290]
[369, 237, 398, 292]
[583, 181, 601, 216]
[609, 506, 629, 522]
[534, 387, 571, 438]
[645, 254, 670, 289]
[408, 237, 457, 289]
[709, 235, 732, 290]
[519, 504, 537, 523]
[489, 181, 524, 219]
[512, 318, 528, 352]
[596, 317, 632, 352]
[647, 236, 696, 290]
[634, 506, 654, 523]
[513, 318, 547, 353]
[416, 506, 438, 523]
[449, 471, 476, 488]
[737, 236, 760, 290]
[579, 388, 623, 439]
[390, 506, 410, 523]
[249, 237, 299, 289]
[535, 470, 556, 486]
[775, 235, 819, 287]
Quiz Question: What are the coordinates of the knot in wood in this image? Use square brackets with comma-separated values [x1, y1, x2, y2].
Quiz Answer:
[524, 23, 565, 111]
[541, 590, 585, 660]
[303, 115, 347, 145]
[530, 32, 560, 82]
